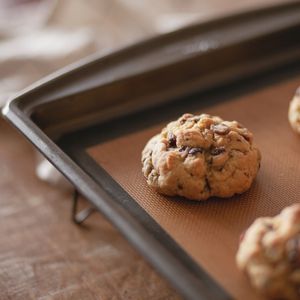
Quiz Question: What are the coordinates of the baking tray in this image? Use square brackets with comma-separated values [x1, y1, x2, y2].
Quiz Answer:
[3, 2, 300, 299]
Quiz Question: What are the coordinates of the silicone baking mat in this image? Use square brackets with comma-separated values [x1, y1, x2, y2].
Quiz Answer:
[87, 75, 300, 300]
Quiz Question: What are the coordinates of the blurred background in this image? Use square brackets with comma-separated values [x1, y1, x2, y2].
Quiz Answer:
[0, 1, 293, 299]
[0, 0, 289, 106]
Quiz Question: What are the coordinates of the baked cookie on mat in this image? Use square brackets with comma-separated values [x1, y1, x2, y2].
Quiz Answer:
[236, 204, 300, 300]
[288, 87, 300, 134]
[141, 113, 261, 201]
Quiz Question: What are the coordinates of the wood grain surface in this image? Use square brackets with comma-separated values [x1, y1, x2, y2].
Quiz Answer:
[0, 119, 180, 300]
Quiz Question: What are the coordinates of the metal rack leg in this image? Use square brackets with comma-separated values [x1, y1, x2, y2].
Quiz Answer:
[72, 189, 96, 224]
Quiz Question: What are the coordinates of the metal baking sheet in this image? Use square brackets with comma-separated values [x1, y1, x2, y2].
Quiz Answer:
[87, 74, 300, 300]
[3, 2, 300, 299]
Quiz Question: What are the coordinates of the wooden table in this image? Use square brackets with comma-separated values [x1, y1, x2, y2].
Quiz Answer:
[0, 119, 180, 299]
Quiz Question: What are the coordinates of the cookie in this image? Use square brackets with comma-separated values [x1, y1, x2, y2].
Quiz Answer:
[236, 204, 300, 300]
[288, 87, 300, 134]
[141, 113, 261, 201]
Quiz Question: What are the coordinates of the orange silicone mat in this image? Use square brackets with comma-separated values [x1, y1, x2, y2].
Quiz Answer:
[88, 75, 300, 300]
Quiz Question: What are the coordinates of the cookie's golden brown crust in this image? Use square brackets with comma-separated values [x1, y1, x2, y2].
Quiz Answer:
[236, 204, 300, 300]
[141, 113, 261, 201]
[289, 88, 300, 134]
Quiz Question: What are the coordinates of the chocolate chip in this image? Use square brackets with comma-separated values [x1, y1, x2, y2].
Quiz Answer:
[168, 133, 177, 147]
[178, 183, 183, 190]
[211, 124, 229, 135]
[211, 147, 226, 156]
[188, 147, 203, 155]
[205, 176, 211, 192]
[242, 134, 250, 142]
[286, 236, 300, 268]
[179, 146, 188, 152]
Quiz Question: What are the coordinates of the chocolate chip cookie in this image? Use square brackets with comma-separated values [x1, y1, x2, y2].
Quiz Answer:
[236, 204, 300, 300]
[141, 113, 261, 201]
[289, 87, 300, 134]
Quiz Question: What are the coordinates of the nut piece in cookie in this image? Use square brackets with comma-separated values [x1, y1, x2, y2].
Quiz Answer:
[288, 87, 300, 134]
[141, 113, 261, 201]
[236, 204, 300, 300]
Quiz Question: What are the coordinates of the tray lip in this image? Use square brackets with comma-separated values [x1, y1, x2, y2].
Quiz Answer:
[2, 95, 232, 300]
[2, 2, 300, 299]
